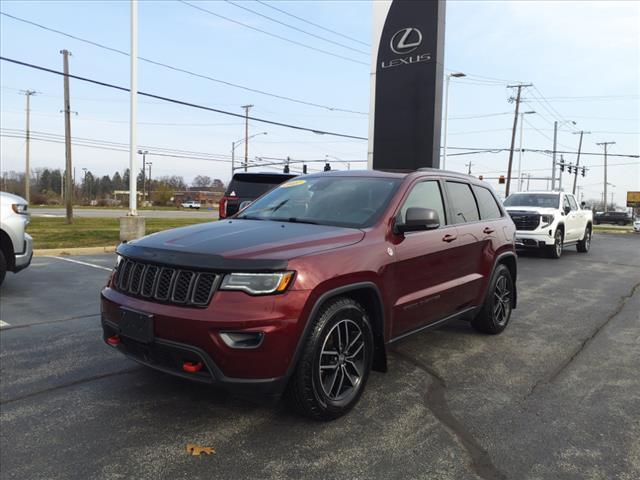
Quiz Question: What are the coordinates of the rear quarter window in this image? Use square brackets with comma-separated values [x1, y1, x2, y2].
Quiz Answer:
[472, 185, 503, 220]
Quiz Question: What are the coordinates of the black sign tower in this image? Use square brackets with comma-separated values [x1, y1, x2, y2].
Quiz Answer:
[368, 0, 446, 171]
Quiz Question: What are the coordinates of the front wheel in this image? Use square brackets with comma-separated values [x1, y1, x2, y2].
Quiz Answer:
[577, 226, 591, 253]
[546, 229, 563, 259]
[285, 297, 373, 421]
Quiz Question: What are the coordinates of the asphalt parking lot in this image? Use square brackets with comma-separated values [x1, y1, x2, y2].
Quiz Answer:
[1, 233, 639, 480]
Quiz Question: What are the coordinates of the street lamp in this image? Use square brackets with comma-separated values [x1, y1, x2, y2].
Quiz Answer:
[137, 149, 149, 203]
[231, 132, 267, 174]
[442, 72, 466, 170]
[517, 110, 536, 191]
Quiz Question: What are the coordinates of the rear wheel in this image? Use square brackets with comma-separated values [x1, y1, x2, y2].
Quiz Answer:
[546, 229, 563, 259]
[471, 264, 513, 334]
[577, 226, 591, 253]
[0, 250, 6, 286]
[285, 297, 373, 420]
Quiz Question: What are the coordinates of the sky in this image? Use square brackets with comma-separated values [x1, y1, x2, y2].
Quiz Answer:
[1, 0, 638, 206]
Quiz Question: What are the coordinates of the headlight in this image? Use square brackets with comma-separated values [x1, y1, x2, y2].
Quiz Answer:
[12, 203, 28, 214]
[220, 272, 294, 295]
[540, 215, 554, 228]
[114, 255, 124, 268]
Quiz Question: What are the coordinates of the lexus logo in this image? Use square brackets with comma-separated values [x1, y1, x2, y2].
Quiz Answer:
[390, 28, 423, 55]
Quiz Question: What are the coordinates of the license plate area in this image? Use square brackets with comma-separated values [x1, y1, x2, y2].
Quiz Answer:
[119, 308, 154, 343]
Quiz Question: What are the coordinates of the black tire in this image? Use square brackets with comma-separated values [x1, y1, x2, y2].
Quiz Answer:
[471, 264, 514, 335]
[546, 228, 563, 259]
[0, 249, 6, 287]
[285, 297, 374, 421]
[577, 225, 591, 253]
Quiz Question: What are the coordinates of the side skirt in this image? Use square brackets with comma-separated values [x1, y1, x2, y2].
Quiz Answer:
[387, 306, 479, 345]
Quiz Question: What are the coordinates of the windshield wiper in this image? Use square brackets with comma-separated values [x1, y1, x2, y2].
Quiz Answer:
[274, 217, 319, 225]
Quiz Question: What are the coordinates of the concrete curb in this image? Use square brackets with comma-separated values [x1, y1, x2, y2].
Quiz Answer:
[34, 245, 117, 256]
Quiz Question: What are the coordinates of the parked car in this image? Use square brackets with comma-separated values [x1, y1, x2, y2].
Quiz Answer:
[180, 200, 201, 209]
[504, 191, 593, 258]
[633, 218, 640, 233]
[219, 172, 296, 219]
[0, 192, 33, 286]
[102, 170, 517, 420]
[594, 211, 633, 225]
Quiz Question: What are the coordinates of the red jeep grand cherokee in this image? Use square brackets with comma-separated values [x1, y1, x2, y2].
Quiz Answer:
[102, 169, 517, 420]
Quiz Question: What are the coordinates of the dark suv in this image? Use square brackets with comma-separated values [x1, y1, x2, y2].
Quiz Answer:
[219, 172, 296, 219]
[102, 170, 517, 420]
[594, 211, 632, 225]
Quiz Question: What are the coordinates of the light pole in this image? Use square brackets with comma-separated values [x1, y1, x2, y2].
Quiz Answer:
[146, 161, 152, 203]
[596, 142, 615, 213]
[82, 167, 88, 202]
[442, 72, 466, 170]
[517, 110, 535, 191]
[137, 149, 148, 202]
[551, 119, 576, 191]
[231, 132, 267, 174]
[571, 131, 590, 195]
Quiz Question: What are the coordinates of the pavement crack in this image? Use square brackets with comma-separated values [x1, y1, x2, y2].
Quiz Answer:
[0, 367, 141, 405]
[0, 313, 101, 331]
[526, 281, 640, 399]
[392, 349, 507, 480]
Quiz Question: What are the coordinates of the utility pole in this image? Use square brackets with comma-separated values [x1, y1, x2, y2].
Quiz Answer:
[231, 141, 236, 175]
[128, 0, 138, 216]
[596, 141, 615, 213]
[465, 161, 472, 175]
[517, 110, 535, 191]
[241, 104, 253, 172]
[559, 154, 565, 191]
[551, 121, 558, 191]
[572, 130, 590, 195]
[21, 90, 37, 203]
[505, 84, 532, 197]
[147, 161, 152, 203]
[610, 191, 615, 210]
[61, 49, 73, 224]
[138, 149, 148, 203]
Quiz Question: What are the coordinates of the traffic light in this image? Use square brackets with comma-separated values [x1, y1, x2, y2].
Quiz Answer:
[498, 175, 505, 184]
[581, 167, 586, 177]
[568, 164, 572, 174]
[478, 175, 484, 181]
[324, 162, 331, 171]
[283, 164, 290, 173]
[302, 164, 308, 174]
[560, 163, 564, 172]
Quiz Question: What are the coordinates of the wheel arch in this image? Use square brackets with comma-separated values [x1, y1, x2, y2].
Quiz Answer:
[287, 282, 388, 381]
[492, 251, 517, 309]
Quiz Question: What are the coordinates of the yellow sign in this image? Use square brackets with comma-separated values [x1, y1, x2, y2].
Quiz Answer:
[627, 191, 640, 207]
[280, 180, 306, 188]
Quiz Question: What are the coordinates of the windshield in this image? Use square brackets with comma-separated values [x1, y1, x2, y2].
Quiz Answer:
[236, 176, 402, 228]
[504, 193, 560, 209]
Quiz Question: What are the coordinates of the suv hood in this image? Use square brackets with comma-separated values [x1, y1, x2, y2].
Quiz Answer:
[117, 219, 364, 270]
[505, 206, 557, 215]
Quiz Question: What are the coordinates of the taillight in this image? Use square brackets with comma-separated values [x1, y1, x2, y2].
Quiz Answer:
[219, 197, 228, 219]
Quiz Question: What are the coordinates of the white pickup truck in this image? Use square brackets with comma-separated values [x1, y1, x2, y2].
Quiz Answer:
[504, 191, 593, 258]
[180, 200, 201, 209]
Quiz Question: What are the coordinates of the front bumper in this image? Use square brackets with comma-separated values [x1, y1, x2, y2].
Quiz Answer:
[514, 229, 555, 249]
[13, 233, 33, 272]
[100, 286, 312, 396]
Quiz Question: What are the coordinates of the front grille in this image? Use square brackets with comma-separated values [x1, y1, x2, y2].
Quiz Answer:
[509, 212, 540, 231]
[113, 259, 219, 307]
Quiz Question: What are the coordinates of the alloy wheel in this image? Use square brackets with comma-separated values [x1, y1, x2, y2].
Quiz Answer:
[319, 319, 365, 402]
[493, 275, 511, 326]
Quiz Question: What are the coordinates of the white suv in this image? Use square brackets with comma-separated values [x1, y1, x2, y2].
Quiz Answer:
[0, 192, 33, 285]
[504, 191, 593, 259]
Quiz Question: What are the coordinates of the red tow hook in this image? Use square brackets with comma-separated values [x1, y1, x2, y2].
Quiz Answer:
[107, 335, 121, 346]
[183, 361, 204, 373]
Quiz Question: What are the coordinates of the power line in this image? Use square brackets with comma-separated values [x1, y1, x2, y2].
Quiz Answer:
[223, 0, 368, 56]
[255, 0, 369, 47]
[0, 56, 368, 140]
[178, 1, 368, 66]
[0, 11, 367, 115]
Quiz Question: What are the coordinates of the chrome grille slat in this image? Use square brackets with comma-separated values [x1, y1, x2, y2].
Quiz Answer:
[111, 259, 217, 307]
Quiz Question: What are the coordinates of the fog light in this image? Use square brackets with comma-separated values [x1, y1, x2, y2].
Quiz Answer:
[107, 335, 121, 346]
[182, 361, 204, 373]
[220, 332, 264, 349]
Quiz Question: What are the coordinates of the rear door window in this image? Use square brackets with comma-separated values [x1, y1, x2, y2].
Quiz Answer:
[446, 182, 480, 224]
[472, 185, 502, 220]
[399, 180, 447, 225]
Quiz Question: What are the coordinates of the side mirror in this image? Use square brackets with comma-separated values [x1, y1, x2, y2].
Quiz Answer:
[395, 207, 440, 234]
[564, 206, 571, 215]
[580, 201, 586, 208]
[239, 200, 252, 211]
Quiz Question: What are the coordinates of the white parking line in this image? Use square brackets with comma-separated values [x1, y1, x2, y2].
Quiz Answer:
[0, 320, 10, 328]
[46, 256, 112, 272]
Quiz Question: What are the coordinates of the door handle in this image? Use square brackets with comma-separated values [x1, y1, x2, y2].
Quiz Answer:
[442, 234, 457, 243]
[483, 227, 495, 234]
